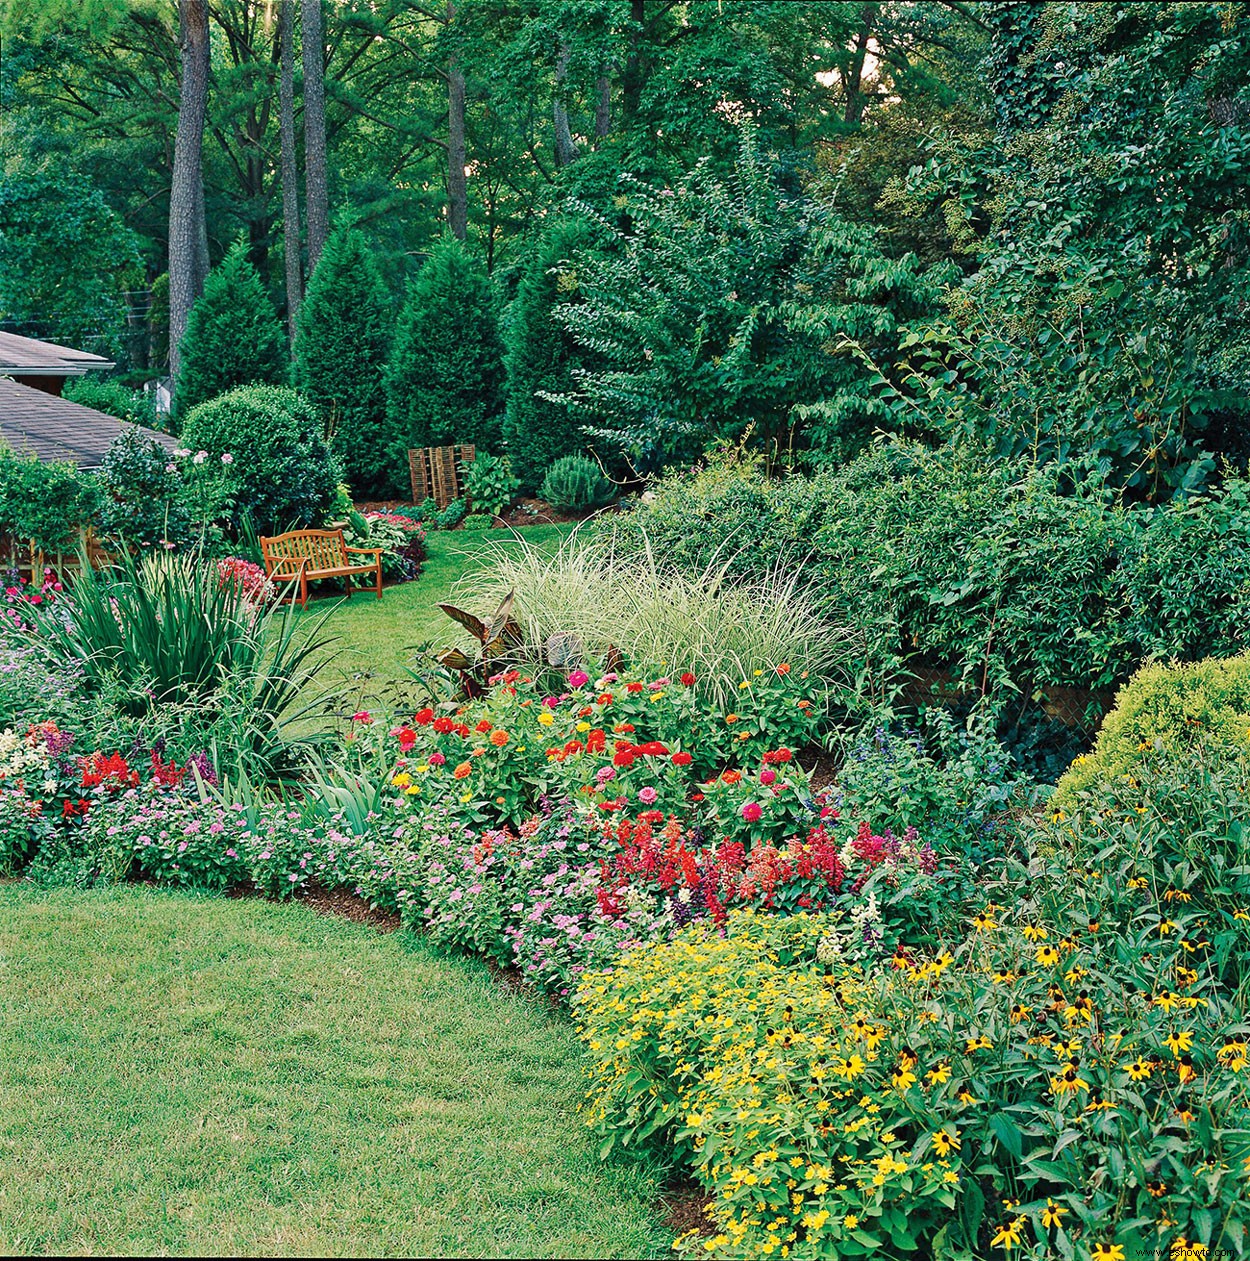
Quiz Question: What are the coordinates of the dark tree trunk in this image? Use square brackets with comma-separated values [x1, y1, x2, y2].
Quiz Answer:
[553, 40, 579, 168]
[301, 0, 329, 272]
[279, 0, 302, 342]
[169, 0, 210, 391]
[594, 71, 611, 141]
[621, 0, 645, 123]
[843, 2, 880, 126]
[446, 0, 468, 239]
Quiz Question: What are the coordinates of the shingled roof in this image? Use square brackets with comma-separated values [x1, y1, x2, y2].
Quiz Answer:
[0, 331, 114, 376]
[0, 377, 175, 469]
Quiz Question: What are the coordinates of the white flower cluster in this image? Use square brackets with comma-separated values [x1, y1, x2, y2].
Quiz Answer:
[0, 728, 51, 783]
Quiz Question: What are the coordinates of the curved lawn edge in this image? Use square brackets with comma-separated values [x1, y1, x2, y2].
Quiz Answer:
[0, 885, 668, 1258]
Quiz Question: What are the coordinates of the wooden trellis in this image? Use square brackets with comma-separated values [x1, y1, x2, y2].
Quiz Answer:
[408, 444, 476, 509]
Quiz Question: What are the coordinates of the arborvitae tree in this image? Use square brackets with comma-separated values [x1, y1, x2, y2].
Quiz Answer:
[294, 225, 395, 496]
[502, 218, 593, 492]
[174, 237, 287, 420]
[385, 236, 505, 462]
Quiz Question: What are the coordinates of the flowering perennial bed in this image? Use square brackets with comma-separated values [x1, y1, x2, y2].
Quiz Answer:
[3, 658, 1249, 1259]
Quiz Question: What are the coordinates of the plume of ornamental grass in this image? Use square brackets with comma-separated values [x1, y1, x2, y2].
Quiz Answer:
[456, 525, 851, 712]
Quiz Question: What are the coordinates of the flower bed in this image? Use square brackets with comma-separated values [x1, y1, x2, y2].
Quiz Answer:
[5, 651, 1249, 1259]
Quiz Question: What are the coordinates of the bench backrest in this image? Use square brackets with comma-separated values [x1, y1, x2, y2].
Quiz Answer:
[260, 529, 348, 574]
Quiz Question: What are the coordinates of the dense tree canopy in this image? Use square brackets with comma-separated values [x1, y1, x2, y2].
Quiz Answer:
[0, 1, 1244, 502]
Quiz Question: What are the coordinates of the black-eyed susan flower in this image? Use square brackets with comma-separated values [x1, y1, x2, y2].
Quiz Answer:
[1040, 1199, 1066, 1229]
[1165, 1029, 1193, 1058]
[930, 1128, 960, 1157]
[989, 1215, 1027, 1250]
[1091, 1244, 1126, 1261]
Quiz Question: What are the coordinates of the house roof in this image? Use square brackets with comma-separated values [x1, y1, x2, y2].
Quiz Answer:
[0, 377, 175, 469]
[0, 331, 114, 376]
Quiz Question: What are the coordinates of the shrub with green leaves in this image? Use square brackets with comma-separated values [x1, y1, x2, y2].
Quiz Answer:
[63, 378, 159, 430]
[435, 498, 467, 530]
[1051, 654, 1250, 815]
[180, 386, 338, 534]
[463, 452, 518, 518]
[502, 217, 595, 491]
[834, 712, 1039, 864]
[97, 428, 186, 548]
[0, 450, 101, 552]
[540, 455, 612, 512]
[174, 237, 288, 419]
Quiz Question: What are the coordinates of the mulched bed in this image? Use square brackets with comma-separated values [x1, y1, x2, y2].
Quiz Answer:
[659, 1181, 715, 1240]
[800, 743, 838, 793]
[300, 885, 401, 932]
[354, 497, 621, 529]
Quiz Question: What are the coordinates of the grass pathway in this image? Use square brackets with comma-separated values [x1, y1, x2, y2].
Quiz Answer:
[0, 886, 666, 1257]
[294, 523, 573, 722]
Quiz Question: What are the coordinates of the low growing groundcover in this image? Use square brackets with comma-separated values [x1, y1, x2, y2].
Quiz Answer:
[0, 885, 667, 1257]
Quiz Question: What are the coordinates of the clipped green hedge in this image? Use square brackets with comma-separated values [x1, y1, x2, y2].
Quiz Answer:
[1051, 654, 1250, 813]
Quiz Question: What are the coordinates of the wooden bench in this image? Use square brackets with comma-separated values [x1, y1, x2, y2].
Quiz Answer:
[259, 529, 383, 608]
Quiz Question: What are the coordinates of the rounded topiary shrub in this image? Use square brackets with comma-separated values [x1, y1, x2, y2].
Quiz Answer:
[539, 455, 612, 512]
[180, 386, 339, 534]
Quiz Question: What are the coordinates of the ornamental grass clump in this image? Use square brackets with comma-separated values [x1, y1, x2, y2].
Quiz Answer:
[458, 528, 849, 713]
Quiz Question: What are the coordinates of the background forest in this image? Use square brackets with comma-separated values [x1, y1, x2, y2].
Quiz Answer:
[0, 0, 1247, 501]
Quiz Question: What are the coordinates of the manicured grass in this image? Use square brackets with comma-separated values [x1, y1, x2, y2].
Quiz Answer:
[296, 524, 574, 720]
[0, 885, 666, 1257]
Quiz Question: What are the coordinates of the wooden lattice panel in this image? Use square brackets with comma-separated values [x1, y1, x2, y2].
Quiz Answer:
[407, 445, 476, 509]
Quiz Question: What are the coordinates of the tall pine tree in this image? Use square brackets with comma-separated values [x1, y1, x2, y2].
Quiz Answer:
[294, 225, 395, 495]
[385, 236, 505, 461]
[175, 237, 287, 420]
[502, 217, 592, 492]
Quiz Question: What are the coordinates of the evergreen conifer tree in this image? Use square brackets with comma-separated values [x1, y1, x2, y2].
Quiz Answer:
[294, 225, 395, 495]
[174, 237, 287, 420]
[502, 218, 591, 492]
[385, 236, 505, 463]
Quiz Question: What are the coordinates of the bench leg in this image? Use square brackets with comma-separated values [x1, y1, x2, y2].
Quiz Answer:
[375, 560, 383, 599]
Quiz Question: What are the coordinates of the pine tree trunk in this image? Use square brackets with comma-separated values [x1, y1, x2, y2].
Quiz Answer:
[843, 2, 880, 126]
[621, 0, 645, 123]
[169, 0, 210, 391]
[301, 0, 329, 272]
[279, 0, 302, 342]
[447, 0, 468, 240]
[553, 40, 579, 168]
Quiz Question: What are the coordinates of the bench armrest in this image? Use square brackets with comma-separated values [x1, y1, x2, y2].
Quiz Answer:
[345, 546, 384, 558]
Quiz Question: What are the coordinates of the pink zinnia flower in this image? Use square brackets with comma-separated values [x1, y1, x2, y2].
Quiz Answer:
[740, 801, 763, 823]
[568, 669, 590, 689]
[759, 769, 777, 786]
[638, 786, 658, 804]
[351, 711, 373, 725]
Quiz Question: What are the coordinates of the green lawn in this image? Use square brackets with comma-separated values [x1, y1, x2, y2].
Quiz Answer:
[0, 885, 666, 1258]
[295, 523, 573, 722]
